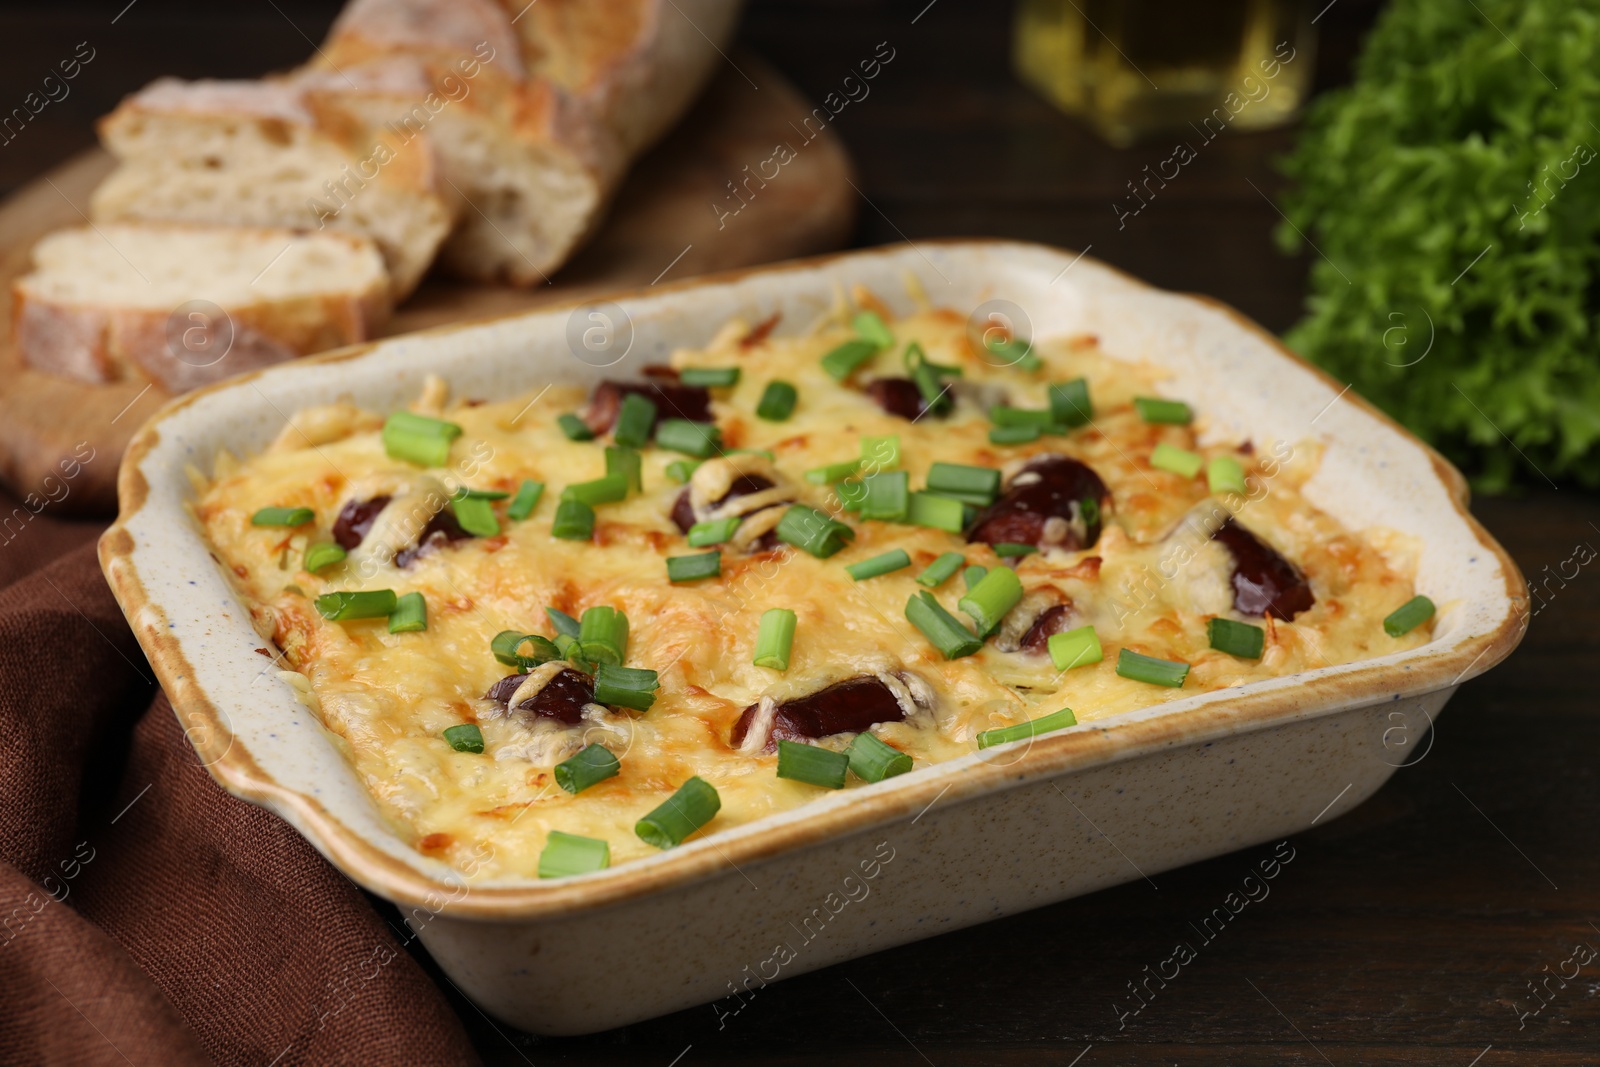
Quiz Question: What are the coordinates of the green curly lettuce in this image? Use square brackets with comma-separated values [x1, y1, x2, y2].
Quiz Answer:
[1277, 0, 1600, 490]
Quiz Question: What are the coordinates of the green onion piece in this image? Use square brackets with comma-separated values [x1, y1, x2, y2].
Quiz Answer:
[491, 630, 560, 669]
[776, 740, 849, 789]
[578, 606, 629, 666]
[557, 412, 596, 441]
[860, 471, 911, 522]
[805, 459, 862, 485]
[667, 551, 722, 582]
[989, 405, 1055, 429]
[774, 505, 855, 558]
[303, 542, 346, 573]
[986, 335, 1039, 371]
[450, 491, 500, 537]
[251, 506, 314, 527]
[554, 633, 586, 667]
[679, 366, 741, 388]
[1134, 397, 1194, 425]
[636, 776, 721, 849]
[665, 459, 702, 484]
[1048, 626, 1103, 671]
[989, 424, 1042, 445]
[551, 499, 595, 540]
[1384, 595, 1436, 637]
[959, 564, 1023, 635]
[846, 549, 912, 582]
[655, 419, 722, 458]
[992, 543, 1038, 559]
[457, 487, 510, 500]
[606, 446, 642, 493]
[1080, 496, 1101, 529]
[963, 564, 988, 590]
[1116, 648, 1190, 687]
[388, 591, 427, 633]
[1048, 378, 1094, 428]
[916, 551, 966, 588]
[756, 380, 798, 421]
[860, 434, 900, 470]
[853, 310, 894, 348]
[820, 338, 880, 381]
[905, 591, 983, 659]
[507, 479, 545, 520]
[687, 516, 742, 547]
[593, 663, 659, 711]
[834, 481, 867, 512]
[315, 589, 398, 621]
[977, 707, 1077, 749]
[1207, 456, 1248, 496]
[382, 411, 463, 466]
[443, 723, 484, 753]
[554, 744, 621, 794]
[1208, 617, 1265, 659]
[612, 392, 657, 448]
[1150, 443, 1204, 479]
[903, 342, 956, 415]
[562, 473, 629, 506]
[538, 830, 610, 877]
[927, 462, 1001, 504]
[545, 607, 580, 639]
[846, 732, 913, 782]
[906, 491, 966, 533]
[752, 608, 797, 670]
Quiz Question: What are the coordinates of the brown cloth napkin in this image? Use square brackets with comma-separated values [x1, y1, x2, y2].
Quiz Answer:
[0, 496, 481, 1066]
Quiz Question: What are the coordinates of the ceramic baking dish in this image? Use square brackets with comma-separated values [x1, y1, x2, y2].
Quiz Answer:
[100, 241, 1526, 1035]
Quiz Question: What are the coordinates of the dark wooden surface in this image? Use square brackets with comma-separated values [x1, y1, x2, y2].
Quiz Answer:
[5, 1, 1597, 1063]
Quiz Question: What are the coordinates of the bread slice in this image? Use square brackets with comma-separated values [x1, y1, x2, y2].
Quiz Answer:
[13, 223, 390, 392]
[91, 77, 452, 298]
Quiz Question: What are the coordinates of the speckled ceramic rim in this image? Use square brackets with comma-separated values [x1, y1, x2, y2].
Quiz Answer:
[100, 240, 1528, 920]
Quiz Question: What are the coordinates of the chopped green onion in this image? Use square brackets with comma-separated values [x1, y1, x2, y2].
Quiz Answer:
[752, 608, 797, 669]
[906, 491, 966, 533]
[834, 481, 867, 512]
[538, 830, 609, 877]
[989, 424, 1042, 445]
[860, 471, 910, 522]
[303, 542, 346, 573]
[756, 380, 798, 421]
[562, 473, 629, 507]
[612, 392, 657, 448]
[846, 549, 912, 581]
[443, 723, 484, 753]
[846, 732, 913, 782]
[655, 419, 722, 458]
[903, 342, 956, 416]
[665, 459, 702, 484]
[388, 591, 427, 633]
[557, 412, 595, 441]
[1116, 648, 1190, 687]
[1134, 397, 1193, 425]
[251, 506, 313, 527]
[927, 462, 1001, 505]
[963, 564, 988, 590]
[554, 744, 621, 794]
[916, 551, 966, 588]
[545, 606, 581, 637]
[491, 630, 560, 669]
[958, 564, 1023, 635]
[805, 459, 862, 485]
[820, 338, 880, 381]
[774, 505, 854, 558]
[1048, 378, 1093, 429]
[687, 516, 741, 547]
[1080, 496, 1101, 529]
[553, 632, 585, 666]
[578, 606, 629, 666]
[551, 499, 595, 540]
[1150, 443, 1204, 479]
[977, 707, 1077, 749]
[606, 446, 642, 492]
[1384, 595, 1436, 637]
[315, 589, 398, 621]
[450, 491, 500, 537]
[507, 479, 545, 520]
[989, 405, 1055, 429]
[861, 435, 900, 471]
[593, 663, 659, 711]
[679, 366, 741, 388]
[992, 543, 1038, 558]
[382, 411, 462, 467]
[776, 740, 848, 789]
[905, 591, 983, 659]
[1048, 626, 1103, 671]
[986, 335, 1039, 371]
[457, 487, 510, 500]
[667, 551, 722, 582]
[1208, 618, 1265, 659]
[853, 310, 894, 348]
[636, 776, 721, 849]
[1207, 456, 1248, 496]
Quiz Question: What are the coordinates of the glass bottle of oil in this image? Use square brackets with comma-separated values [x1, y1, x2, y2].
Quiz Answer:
[1013, 0, 1315, 146]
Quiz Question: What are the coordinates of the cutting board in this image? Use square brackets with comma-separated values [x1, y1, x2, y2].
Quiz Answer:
[0, 53, 855, 517]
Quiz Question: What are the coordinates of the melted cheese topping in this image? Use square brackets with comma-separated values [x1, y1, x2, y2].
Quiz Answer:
[197, 303, 1428, 879]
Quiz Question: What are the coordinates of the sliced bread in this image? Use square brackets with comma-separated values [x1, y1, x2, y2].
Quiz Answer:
[14, 223, 391, 392]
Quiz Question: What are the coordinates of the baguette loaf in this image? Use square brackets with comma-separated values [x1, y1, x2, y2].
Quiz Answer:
[13, 223, 390, 392]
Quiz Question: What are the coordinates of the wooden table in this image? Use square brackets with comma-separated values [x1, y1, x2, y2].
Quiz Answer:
[7, 1, 1595, 1063]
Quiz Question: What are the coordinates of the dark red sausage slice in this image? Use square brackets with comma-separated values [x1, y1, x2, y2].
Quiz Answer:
[485, 668, 595, 725]
[332, 495, 390, 550]
[866, 378, 931, 421]
[1020, 604, 1075, 654]
[335, 494, 471, 566]
[584, 378, 712, 434]
[393, 508, 471, 568]
[967, 454, 1108, 550]
[1211, 517, 1315, 620]
[730, 676, 906, 752]
[670, 474, 775, 533]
